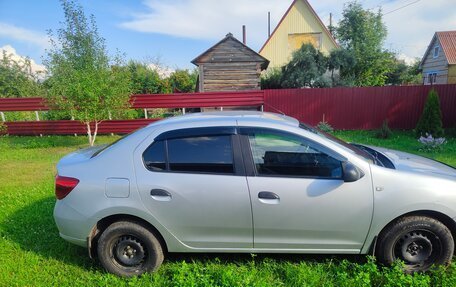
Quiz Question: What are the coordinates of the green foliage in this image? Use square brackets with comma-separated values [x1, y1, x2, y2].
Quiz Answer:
[327, 48, 356, 87]
[44, 0, 131, 145]
[0, 133, 455, 286]
[376, 120, 392, 139]
[168, 69, 198, 92]
[336, 1, 392, 86]
[127, 60, 170, 94]
[281, 44, 329, 88]
[0, 50, 45, 97]
[0, 121, 6, 134]
[385, 57, 422, 86]
[261, 67, 283, 89]
[415, 89, 444, 138]
[317, 115, 334, 133]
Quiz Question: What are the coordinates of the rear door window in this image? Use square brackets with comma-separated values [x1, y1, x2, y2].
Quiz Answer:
[167, 135, 234, 174]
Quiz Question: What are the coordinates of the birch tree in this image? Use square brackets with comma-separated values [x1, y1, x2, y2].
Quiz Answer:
[44, 0, 130, 146]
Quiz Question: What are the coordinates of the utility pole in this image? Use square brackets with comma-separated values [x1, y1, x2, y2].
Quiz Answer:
[329, 13, 334, 37]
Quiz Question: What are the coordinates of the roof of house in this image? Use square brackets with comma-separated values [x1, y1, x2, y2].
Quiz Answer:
[437, 31, 456, 64]
[420, 30, 456, 67]
[192, 33, 269, 69]
[259, 0, 338, 53]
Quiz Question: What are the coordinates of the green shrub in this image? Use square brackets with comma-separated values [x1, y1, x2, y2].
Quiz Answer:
[317, 114, 334, 133]
[260, 67, 283, 89]
[317, 121, 334, 133]
[415, 89, 444, 137]
[376, 120, 392, 139]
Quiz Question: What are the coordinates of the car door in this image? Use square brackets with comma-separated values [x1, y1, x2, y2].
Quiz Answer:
[240, 127, 373, 252]
[135, 127, 253, 249]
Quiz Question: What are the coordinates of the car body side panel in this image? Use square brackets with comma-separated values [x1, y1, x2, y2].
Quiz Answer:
[361, 165, 456, 254]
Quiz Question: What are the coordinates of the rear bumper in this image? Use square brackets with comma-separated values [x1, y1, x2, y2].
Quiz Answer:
[53, 200, 91, 248]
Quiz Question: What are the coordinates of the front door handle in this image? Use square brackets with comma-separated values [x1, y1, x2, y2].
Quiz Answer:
[150, 189, 172, 201]
[258, 191, 280, 204]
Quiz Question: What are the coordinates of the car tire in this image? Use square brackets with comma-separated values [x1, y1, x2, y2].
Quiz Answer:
[97, 221, 164, 277]
[376, 215, 454, 272]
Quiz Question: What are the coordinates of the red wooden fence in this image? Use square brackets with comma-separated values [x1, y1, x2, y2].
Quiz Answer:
[1, 85, 455, 135]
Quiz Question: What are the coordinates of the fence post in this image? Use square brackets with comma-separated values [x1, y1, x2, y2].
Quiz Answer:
[35, 111, 43, 137]
[182, 108, 186, 115]
[108, 111, 114, 136]
[0, 111, 5, 122]
[71, 115, 77, 137]
[144, 109, 148, 119]
[220, 107, 223, 111]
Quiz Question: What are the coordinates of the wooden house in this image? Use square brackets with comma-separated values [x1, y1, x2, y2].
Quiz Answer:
[259, 0, 338, 69]
[192, 33, 269, 92]
[420, 31, 456, 85]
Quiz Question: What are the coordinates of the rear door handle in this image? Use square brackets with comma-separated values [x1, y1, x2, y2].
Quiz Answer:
[150, 189, 172, 201]
[258, 191, 280, 204]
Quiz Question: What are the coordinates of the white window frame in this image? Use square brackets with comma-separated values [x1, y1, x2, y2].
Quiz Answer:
[433, 46, 440, 58]
[427, 72, 437, 84]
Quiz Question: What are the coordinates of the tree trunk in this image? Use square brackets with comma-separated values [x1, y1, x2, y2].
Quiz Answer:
[92, 121, 100, 146]
[85, 122, 93, 146]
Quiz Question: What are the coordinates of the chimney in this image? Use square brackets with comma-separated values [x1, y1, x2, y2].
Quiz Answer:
[268, 12, 271, 37]
[242, 25, 246, 44]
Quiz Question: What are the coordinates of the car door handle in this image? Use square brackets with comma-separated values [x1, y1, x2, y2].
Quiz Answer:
[258, 191, 280, 204]
[150, 189, 172, 201]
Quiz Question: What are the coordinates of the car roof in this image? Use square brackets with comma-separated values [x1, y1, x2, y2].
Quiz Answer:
[146, 111, 300, 128]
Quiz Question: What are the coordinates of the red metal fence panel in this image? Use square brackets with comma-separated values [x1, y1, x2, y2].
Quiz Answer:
[131, 90, 264, 108]
[263, 84, 456, 130]
[1, 85, 455, 134]
[0, 97, 48, 111]
[0, 91, 265, 111]
[4, 119, 160, 135]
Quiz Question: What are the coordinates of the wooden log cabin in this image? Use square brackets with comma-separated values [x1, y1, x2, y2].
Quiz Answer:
[192, 33, 269, 92]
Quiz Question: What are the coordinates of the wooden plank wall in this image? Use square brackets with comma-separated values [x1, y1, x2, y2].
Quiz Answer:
[198, 39, 263, 92]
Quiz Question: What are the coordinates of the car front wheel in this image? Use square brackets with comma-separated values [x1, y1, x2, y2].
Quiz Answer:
[376, 215, 454, 272]
[97, 221, 164, 277]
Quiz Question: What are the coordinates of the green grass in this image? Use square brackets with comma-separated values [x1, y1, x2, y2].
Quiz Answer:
[0, 132, 455, 286]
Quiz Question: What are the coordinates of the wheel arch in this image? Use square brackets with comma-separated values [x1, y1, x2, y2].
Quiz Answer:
[369, 209, 456, 255]
[88, 214, 168, 259]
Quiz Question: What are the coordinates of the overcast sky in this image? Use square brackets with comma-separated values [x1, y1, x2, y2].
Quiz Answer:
[1, 0, 455, 72]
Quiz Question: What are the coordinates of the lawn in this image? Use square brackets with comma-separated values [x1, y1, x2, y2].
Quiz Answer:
[1, 131, 455, 287]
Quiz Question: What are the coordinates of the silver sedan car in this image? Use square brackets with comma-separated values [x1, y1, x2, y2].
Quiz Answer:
[53, 112, 456, 276]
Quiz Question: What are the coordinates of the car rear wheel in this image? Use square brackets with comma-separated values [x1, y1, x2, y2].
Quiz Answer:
[376, 216, 454, 272]
[97, 221, 164, 277]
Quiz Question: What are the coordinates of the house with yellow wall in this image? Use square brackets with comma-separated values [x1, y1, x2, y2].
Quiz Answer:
[420, 31, 456, 85]
[259, 0, 338, 69]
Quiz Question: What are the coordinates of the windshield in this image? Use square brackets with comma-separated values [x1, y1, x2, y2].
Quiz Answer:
[299, 123, 375, 163]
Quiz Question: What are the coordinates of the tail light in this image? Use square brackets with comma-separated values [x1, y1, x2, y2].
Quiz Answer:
[55, 175, 79, 200]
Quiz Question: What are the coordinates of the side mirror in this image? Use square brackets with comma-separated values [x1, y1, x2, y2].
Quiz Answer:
[342, 162, 364, 182]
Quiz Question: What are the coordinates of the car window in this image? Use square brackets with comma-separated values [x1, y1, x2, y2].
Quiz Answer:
[248, 131, 343, 178]
[167, 135, 234, 174]
[143, 140, 167, 171]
